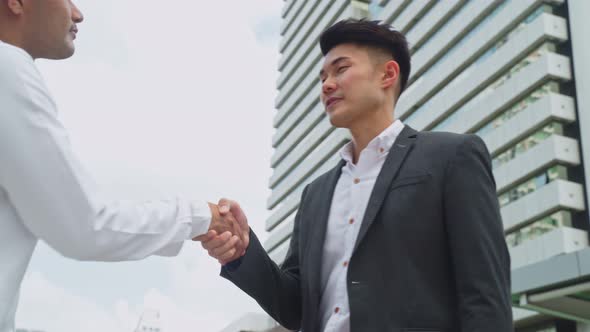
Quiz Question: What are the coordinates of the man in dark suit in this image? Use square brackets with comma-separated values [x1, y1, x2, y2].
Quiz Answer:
[202, 19, 513, 332]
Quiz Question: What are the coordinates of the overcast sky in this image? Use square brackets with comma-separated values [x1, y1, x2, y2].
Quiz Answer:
[15, 1, 282, 331]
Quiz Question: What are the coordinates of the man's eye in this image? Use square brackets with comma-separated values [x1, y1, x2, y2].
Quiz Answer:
[337, 66, 349, 73]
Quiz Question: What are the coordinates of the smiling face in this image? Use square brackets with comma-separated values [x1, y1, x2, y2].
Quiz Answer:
[320, 43, 389, 129]
[17, 0, 84, 59]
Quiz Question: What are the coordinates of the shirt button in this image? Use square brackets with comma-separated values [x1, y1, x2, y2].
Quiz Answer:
[343, 261, 348, 267]
[379, 147, 385, 153]
[353, 178, 360, 184]
[349, 218, 354, 225]
[334, 307, 340, 313]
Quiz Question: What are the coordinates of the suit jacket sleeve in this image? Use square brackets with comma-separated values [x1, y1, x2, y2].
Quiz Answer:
[220, 186, 309, 331]
[443, 135, 513, 331]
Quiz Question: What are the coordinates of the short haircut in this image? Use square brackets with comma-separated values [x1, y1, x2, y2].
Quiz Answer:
[319, 19, 411, 95]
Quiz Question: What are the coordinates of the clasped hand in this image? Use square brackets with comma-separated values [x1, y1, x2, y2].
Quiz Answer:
[194, 198, 250, 264]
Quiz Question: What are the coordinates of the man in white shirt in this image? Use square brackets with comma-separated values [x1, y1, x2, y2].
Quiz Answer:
[0, 1, 248, 331]
[203, 19, 512, 332]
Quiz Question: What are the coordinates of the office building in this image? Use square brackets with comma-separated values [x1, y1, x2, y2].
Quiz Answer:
[242, 1, 590, 331]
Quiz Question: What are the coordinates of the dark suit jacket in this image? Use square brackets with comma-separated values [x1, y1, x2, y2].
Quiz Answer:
[221, 126, 513, 332]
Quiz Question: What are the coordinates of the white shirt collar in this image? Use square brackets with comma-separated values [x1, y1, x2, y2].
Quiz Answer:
[0, 39, 34, 62]
[339, 119, 405, 164]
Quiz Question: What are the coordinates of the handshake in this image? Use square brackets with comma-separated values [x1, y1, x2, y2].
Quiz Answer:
[194, 198, 250, 265]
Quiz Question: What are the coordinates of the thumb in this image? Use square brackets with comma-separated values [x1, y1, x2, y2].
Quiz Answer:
[218, 198, 231, 214]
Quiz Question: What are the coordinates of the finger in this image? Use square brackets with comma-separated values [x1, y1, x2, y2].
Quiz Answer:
[224, 200, 248, 234]
[230, 220, 246, 251]
[220, 250, 243, 265]
[232, 223, 247, 256]
[217, 247, 238, 264]
[218, 198, 231, 215]
[229, 201, 247, 227]
[193, 229, 217, 242]
[217, 248, 240, 265]
[231, 205, 250, 254]
[241, 228, 250, 254]
[210, 235, 239, 258]
[231, 216, 243, 241]
[232, 208, 249, 253]
[202, 233, 230, 251]
[201, 231, 231, 251]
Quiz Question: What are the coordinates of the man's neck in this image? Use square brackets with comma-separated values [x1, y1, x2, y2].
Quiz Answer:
[349, 112, 395, 164]
[0, 24, 29, 56]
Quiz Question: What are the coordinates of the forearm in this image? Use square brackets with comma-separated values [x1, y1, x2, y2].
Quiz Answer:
[43, 198, 211, 261]
[0, 83, 211, 261]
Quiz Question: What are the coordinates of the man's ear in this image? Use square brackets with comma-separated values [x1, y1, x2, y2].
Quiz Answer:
[6, 0, 24, 15]
[381, 59, 400, 90]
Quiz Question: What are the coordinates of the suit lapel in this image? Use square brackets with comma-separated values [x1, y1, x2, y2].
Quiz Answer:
[306, 159, 345, 321]
[353, 125, 418, 252]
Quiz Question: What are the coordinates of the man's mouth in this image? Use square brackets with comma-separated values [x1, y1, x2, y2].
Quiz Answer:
[325, 97, 342, 109]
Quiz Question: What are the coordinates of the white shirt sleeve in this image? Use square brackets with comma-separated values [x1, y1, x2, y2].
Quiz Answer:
[0, 44, 211, 261]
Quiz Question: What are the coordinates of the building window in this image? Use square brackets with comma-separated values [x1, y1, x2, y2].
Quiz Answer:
[431, 42, 556, 133]
[506, 210, 572, 248]
[476, 81, 558, 137]
[492, 122, 563, 169]
[498, 165, 567, 207]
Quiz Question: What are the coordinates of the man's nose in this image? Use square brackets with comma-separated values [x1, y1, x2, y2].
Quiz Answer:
[71, 1, 84, 23]
[322, 77, 336, 95]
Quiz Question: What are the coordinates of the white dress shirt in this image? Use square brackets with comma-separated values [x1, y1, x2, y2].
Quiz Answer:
[319, 120, 405, 332]
[0, 41, 211, 332]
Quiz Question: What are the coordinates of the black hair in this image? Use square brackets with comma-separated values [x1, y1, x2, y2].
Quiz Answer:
[319, 19, 411, 94]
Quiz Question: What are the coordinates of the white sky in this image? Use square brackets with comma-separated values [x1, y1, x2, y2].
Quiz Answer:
[15, 1, 282, 331]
